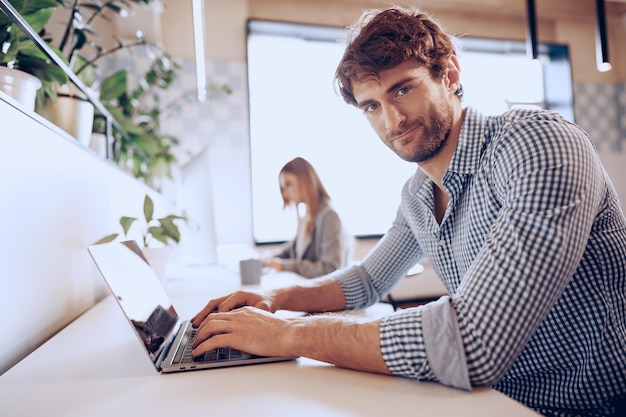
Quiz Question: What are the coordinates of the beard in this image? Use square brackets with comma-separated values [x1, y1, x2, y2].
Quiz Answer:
[385, 100, 453, 163]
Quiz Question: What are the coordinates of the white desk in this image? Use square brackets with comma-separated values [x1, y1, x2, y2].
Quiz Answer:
[0, 263, 539, 417]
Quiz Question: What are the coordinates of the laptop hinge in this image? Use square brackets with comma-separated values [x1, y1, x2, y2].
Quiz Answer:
[154, 323, 182, 371]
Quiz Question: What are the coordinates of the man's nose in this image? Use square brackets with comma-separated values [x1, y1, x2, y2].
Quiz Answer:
[384, 105, 406, 130]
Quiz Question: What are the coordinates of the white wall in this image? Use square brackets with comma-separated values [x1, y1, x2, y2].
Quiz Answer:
[0, 93, 173, 375]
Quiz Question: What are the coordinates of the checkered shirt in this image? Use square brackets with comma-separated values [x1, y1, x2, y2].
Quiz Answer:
[335, 107, 626, 416]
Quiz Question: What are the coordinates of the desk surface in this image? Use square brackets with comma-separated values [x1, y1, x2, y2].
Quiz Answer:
[0, 262, 539, 417]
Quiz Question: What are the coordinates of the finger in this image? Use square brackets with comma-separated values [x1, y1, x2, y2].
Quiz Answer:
[254, 301, 271, 312]
[192, 333, 232, 357]
[193, 316, 231, 348]
[216, 294, 240, 312]
[191, 304, 213, 327]
[191, 307, 210, 327]
[191, 296, 227, 327]
[216, 291, 258, 312]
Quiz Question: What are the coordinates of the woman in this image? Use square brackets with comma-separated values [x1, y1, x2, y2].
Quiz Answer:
[263, 157, 352, 278]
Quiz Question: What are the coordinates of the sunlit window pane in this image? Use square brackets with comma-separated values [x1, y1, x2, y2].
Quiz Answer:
[247, 21, 572, 243]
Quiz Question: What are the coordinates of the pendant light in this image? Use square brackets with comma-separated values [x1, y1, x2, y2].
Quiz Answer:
[526, 0, 538, 60]
[192, 0, 208, 101]
[595, 0, 612, 72]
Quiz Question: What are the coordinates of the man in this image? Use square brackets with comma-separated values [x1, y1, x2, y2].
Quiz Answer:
[191, 6, 626, 416]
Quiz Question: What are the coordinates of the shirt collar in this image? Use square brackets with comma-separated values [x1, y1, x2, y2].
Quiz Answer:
[447, 107, 489, 176]
[408, 107, 489, 195]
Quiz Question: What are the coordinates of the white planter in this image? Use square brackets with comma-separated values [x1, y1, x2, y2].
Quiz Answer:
[36, 94, 95, 147]
[89, 133, 108, 158]
[0, 66, 42, 111]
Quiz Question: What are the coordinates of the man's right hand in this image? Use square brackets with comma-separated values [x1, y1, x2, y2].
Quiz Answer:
[190, 289, 278, 328]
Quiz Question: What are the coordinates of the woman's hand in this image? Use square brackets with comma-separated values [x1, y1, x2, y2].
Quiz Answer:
[262, 257, 285, 271]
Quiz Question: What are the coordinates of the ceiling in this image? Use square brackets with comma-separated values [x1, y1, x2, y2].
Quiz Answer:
[328, 0, 626, 20]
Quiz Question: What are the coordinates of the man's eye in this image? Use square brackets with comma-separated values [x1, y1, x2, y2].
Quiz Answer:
[364, 103, 379, 113]
[397, 86, 410, 96]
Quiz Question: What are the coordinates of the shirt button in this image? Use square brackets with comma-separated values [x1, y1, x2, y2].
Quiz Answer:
[438, 239, 445, 247]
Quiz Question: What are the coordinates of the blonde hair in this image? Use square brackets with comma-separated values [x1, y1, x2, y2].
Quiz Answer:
[279, 157, 331, 236]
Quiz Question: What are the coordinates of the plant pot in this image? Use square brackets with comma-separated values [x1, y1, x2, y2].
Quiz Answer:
[36, 93, 95, 147]
[142, 246, 171, 285]
[89, 133, 108, 158]
[0, 66, 42, 111]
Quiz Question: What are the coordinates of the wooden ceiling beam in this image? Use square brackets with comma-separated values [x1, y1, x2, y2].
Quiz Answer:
[262, 0, 626, 20]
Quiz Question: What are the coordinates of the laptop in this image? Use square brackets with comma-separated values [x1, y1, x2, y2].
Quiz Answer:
[87, 240, 297, 373]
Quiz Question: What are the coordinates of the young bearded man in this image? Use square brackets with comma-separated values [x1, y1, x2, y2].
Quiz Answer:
[191, 6, 626, 416]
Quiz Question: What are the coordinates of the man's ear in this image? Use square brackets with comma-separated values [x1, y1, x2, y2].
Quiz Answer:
[444, 55, 461, 95]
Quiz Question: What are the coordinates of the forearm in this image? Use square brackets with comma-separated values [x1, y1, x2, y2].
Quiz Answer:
[280, 258, 338, 278]
[273, 277, 346, 313]
[273, 240, 294, 259]
[285, 314, 391, 375]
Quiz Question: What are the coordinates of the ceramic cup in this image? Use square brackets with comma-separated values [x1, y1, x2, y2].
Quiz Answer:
[239, 258, 262, 285]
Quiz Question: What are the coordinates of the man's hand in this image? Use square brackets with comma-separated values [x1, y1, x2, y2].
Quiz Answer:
[191, 290, 278, 328]
[191, 306, 293, 358]
[191, 306, 390, 376]
[188, 279, 376, 367]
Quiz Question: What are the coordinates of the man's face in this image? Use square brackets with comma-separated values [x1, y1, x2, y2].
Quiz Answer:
[351, 60, 455, 163]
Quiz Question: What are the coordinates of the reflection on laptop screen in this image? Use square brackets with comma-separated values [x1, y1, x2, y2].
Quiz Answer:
[89, 241, 179, 362]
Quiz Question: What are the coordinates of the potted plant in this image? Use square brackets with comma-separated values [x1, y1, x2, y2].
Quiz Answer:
[3, 0, 231, 188]
[94, 193, 187, 281]
[43, 0, 230, 187]
[34, 0, 158, 146]
[0, 0, 69, 110]
[1, 0, 159, 140]
[94, 193, 187, 247]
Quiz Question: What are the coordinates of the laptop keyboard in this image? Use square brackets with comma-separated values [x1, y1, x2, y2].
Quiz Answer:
[176, 328, 244, 364]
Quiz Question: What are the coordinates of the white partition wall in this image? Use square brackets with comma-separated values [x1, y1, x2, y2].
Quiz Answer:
[0, 93, 173, 375]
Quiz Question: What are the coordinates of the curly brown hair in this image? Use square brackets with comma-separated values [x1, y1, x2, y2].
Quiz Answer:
[334, 6, 463, 106]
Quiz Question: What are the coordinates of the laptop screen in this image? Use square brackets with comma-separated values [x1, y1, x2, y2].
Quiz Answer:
[88, 241, 179, 363]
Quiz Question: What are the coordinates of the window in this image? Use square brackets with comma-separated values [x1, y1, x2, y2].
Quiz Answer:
[247, 20, 573, 244]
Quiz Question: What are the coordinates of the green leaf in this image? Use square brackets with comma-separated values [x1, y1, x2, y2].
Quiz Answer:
[21, 9, 53, 33]
[72, 28, 87, 52]
[19, 0, 59, 16]
[99, 69, 127, 101]
[102, 3, 123, 14]
[132, 134, 161, 155]
[38, 63, 68, 83]
[16, 53, 68, 84]
[158, 217, 181, 243]
[143, 194, 154, 223]
[107, 111, 146, 136]
[70, 53, 95, 85]
[147, 226, 169, 245]
[92, 233, 119, 245]
[119, 216, 137, 236]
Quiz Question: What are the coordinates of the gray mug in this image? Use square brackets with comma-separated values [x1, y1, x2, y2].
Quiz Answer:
[239, 259, 262, 285]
